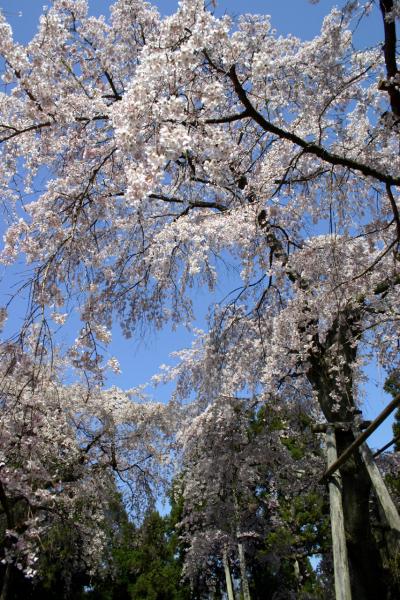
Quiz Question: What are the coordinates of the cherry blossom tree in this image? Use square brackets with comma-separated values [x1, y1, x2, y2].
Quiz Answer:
[0, 0, 400, 597]
[0, 343, 172, 597]
[176, 396, 326, 599]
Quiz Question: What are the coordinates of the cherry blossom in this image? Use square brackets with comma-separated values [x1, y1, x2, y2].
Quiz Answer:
[0, 345, 172, 578]
[0, 1, 399, 596]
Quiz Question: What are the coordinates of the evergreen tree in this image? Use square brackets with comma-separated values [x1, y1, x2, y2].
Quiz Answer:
[1, 487, 193, 600]
[88, 493, 192, 600]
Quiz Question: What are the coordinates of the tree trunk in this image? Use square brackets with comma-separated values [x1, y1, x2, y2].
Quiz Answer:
[0, 483, 14, 600]
[336, 429, 387, 599]
[307, 310, 393, 599]
[0, 564, 11, 600]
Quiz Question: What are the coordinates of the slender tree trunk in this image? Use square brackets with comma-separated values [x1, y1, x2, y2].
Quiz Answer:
[223, 547, 235, 600]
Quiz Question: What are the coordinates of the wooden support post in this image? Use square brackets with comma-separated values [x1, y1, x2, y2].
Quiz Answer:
[312, 420, 371, 433]
[237, 537, 251, 600]
[222, 547, 235, 600]
[326, 426, 352, 600]
[357, 438, 400, 534]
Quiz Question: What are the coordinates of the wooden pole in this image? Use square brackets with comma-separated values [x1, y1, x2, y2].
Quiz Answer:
[237, 538, 251, 600]
[312, 420, 371, 433]
[222, 547, 235, 600]
[326, 426, 352, 600]
[321, 394, 400, 483]
[233, 490, 251, 600]
[373, 434, 400, 457]
[356, 438, 400, 534]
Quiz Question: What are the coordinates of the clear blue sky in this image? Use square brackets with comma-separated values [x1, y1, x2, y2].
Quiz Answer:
[2, 0, 381, 44]
[0, 0, 393, 449]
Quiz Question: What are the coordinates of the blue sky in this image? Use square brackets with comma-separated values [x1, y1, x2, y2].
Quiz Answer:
[2, 0, 381, 44]
[0, 0, 394, 449]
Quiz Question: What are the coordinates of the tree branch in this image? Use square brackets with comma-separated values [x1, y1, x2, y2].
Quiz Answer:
[204, 110, 249, 124]
[149, 193, 227, 212]
[228, 65, 400, 187]
[386, 184, 400, 240]
[379, 0, 400, 115]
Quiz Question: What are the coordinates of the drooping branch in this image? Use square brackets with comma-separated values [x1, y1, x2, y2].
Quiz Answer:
[228, 65, 400, 187]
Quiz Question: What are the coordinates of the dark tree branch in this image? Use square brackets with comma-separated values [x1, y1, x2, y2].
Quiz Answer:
[204, 110, 250, 124]
[103, 71, 122, 101]
[0, 121, 51, 142]
[228, 65, 400, 187]
[149, 193, 184, 204]
[386, 184, 400, 240]
[379, 0, 400, 115]
[149, 193, 227, 212]
[0, 480, 14, 529]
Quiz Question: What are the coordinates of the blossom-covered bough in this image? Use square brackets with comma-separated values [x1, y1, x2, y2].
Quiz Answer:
[0, 343, 172, 592]
[0, 0, 400, 597]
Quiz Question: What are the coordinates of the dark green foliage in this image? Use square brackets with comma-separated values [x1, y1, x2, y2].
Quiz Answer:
[250, 491, 332, 599]
[85, 493, 192, 600]
[248, 474, 332, 597]
[115, 510, 191, 600]
[0, 489, 193, 600]
[247, 407, 333, 599]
